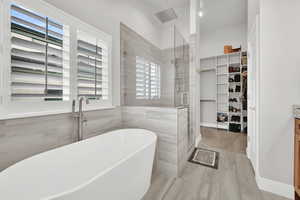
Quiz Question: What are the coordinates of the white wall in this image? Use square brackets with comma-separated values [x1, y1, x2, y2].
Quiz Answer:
[247, 0, 260, 34]
[44, 0, 163, 47]
[44, 0, 164, 106]
[200, 23, 247, 58]
[160, 26, 174, 50]
[200, 70, 216, 126]
[160, 6, 191, 50]
[160, 23, 190, 50]
[259, 0, 300, 188]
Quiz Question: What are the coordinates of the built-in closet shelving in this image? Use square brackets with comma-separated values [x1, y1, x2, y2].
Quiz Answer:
[200, 51, 248, 133]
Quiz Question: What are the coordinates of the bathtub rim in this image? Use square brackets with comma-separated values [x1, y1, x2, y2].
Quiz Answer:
[0, 128, 157, 200]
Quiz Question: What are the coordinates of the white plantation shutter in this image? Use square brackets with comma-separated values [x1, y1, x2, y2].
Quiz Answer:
[135, 56, 160, 100]
[77, 30, 109, 100]
[136, 57, 150, 99]
[150, 62, 160, 99]
[0, 1, 113, 118]
[10, 4, 69, 102]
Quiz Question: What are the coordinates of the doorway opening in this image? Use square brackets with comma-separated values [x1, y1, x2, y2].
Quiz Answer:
[198, 0, 251, 155]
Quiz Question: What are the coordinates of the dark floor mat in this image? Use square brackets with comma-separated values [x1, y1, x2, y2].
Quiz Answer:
[188, 148, 219, 169]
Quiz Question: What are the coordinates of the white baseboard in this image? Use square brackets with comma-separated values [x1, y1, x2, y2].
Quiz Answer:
[200, 122, 228, 130]
[200, 122, 216, 128]
[256, 175, 294, 199]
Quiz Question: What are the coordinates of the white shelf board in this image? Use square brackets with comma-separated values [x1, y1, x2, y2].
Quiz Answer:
[229, 112, 242, 115]
[216, 122, 229, 129]
[200, 122, 228, 130]
[228, 52, 241, 56]
[229, 121, 241, 124]
[217, 54, 228, 58]
[201, 51, 242, 60]
[217, 73, 228, 76]
[200, 55, 216, 60]
[217, 83, 228, 85]
[217, 64, 227, 67]
[200, 98, 216, 102]
[229, 62, 241, 65]
[229, 72, 241, 75]
[217, 121, 229, 124]
[200, 68, 216, 72]
[217, 93, 228, 95]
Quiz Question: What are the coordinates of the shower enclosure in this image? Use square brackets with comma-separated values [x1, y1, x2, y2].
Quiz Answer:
[172, 26, 192, 150]
[120, 23, 193, 151]
[173, 26, 190, 108]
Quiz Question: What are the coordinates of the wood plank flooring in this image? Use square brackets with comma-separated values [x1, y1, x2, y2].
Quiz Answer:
[143, 127, 291, 200]
[200, 127, 247, 154]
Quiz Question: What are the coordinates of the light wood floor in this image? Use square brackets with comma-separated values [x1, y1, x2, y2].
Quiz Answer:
[143, 127, 291, 200]
[200, 127, 247, 154]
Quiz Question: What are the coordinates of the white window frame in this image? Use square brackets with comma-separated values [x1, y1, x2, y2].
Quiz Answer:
[0, 0, 113, 120]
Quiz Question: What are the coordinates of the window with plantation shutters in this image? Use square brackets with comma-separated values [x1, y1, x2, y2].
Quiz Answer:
[136, 56, 160, 100]
[0, 1, 113, 118]
[10, 4, 69, 102]
[77, 30, 109, 100]
[150, 62, 160, 99]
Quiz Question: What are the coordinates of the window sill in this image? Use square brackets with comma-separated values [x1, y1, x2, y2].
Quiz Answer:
[0, 106, 117, 121]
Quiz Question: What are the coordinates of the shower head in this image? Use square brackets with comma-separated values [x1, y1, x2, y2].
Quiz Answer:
[155, 8, 178, 23]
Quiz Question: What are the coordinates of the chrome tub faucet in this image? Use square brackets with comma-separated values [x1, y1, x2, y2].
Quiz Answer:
[72, 97, 89, 141]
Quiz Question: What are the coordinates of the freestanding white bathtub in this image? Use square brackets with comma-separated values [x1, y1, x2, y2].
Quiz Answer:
[0, 129, 157, 200]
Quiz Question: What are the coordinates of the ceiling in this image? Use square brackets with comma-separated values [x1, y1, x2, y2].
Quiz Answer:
[138, 0, 247, 33]
[137, 0, 190, 23]
[139, 0, 190, 12]
[137, 0, 191, 41]
[200, 0, 247, 32]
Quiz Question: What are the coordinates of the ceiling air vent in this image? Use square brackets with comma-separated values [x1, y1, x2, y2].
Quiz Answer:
[155, 8, 178, 23]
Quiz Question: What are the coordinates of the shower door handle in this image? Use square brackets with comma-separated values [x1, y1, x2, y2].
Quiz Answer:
[181, 92, 188, 105]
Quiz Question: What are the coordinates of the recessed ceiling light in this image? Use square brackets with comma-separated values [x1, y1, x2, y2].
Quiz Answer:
[198, 11, 203, 18]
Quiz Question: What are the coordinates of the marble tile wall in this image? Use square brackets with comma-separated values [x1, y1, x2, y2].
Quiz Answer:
[161, 48, 175, 107]
[174, 45, 190, 107]
[177, 107, 189, 176]
[0, 107, 122, 171]
[188, 34, 200, 149]
[122, 106, 189, 177]
[120, 24, 175, 107]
